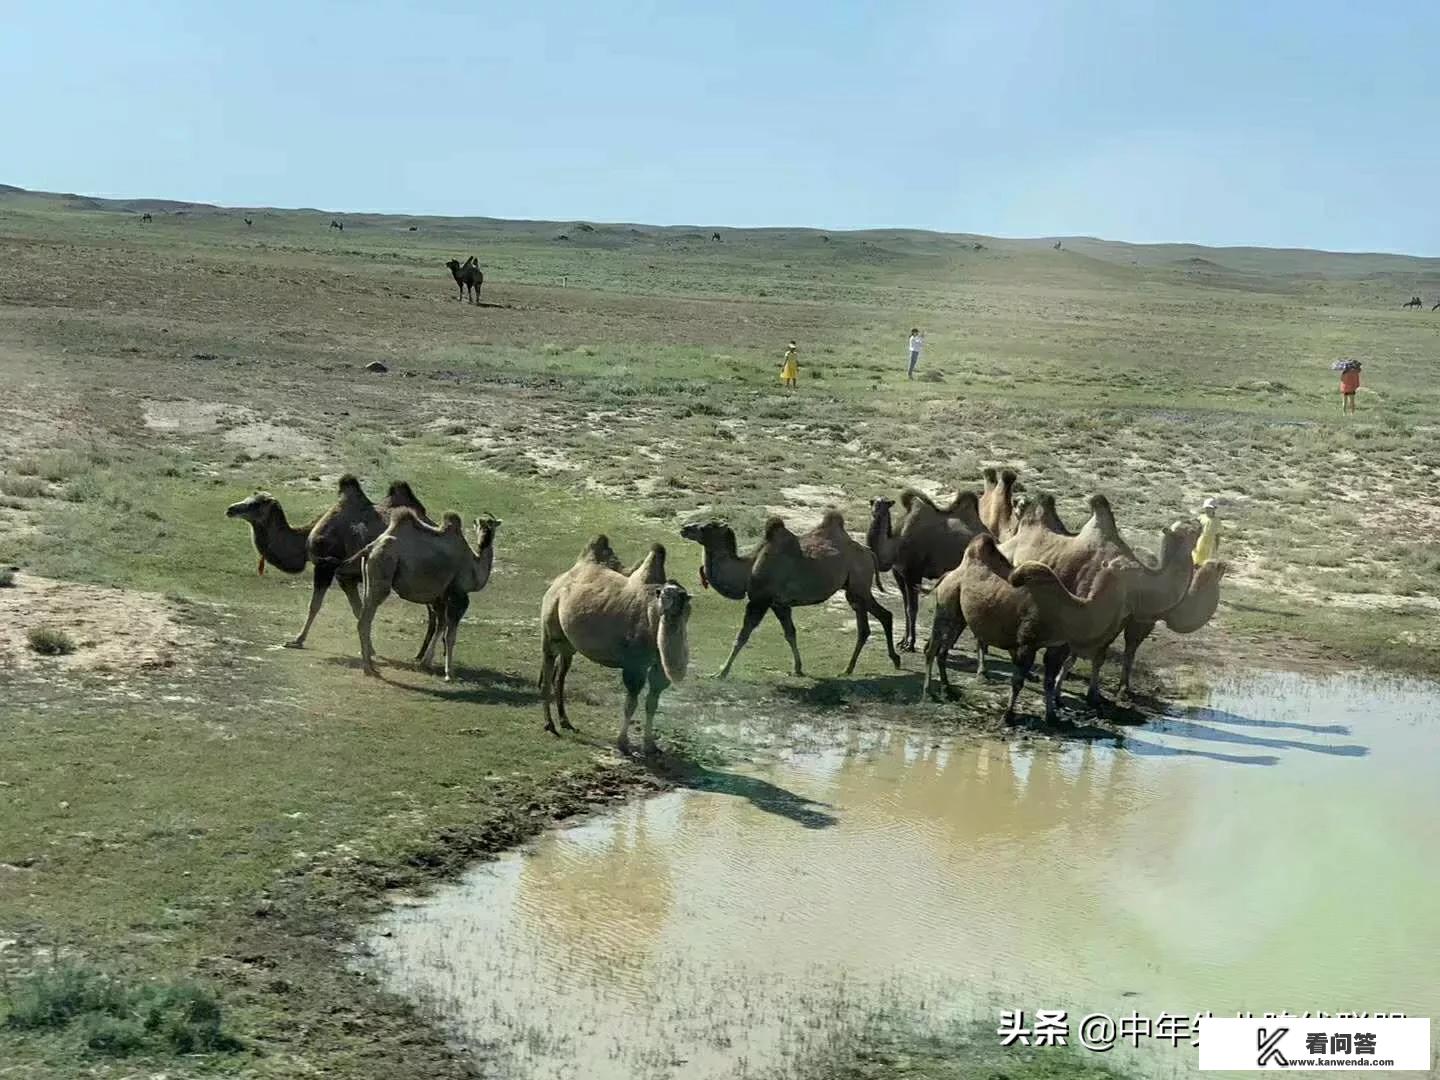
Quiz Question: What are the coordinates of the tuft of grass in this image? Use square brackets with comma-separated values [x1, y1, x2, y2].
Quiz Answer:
[0, 475, 48, 499]
[26, 626, 76, 655]
[2, 966, 241, 1059]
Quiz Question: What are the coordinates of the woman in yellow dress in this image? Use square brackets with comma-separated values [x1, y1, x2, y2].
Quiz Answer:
[779, 340, 799, 388]
[1193, 497, 1220, 565]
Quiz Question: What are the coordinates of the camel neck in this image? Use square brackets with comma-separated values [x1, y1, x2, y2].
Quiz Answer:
[254, 509, 309, 574]
[700, 537, 752, 600]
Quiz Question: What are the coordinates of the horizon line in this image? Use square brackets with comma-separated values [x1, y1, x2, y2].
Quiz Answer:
[6, 179, 1440, 262]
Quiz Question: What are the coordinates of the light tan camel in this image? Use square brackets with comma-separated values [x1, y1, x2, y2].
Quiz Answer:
[866, 489, 987, 651]
[225, 476, 429, 648]
[978, 467, 1021, 537]
[922, 534, 1131, 723]
[352, 509, 501, 681]
[1117, 559, 1229, 696]
[539, 537, 690, 755]
[1002, 494, 1200, 706]
[682, 511, 899, 678]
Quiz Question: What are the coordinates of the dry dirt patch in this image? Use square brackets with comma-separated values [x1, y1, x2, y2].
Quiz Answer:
[0, 573, 209, 676]
[142, 399, 326, 458]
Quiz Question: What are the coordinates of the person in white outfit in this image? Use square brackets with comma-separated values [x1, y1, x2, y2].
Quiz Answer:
[907, 328, 924, 379]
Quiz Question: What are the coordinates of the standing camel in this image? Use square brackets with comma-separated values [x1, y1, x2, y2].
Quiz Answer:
[539, 537, 691, 755]
[445, 256, 484, 303]
[1117, 559, 1229, 696]
[352, 510, 501, 681]
[330, 219, 344, 232]
[225, 476, 429, 648]
[867, 488, 987, 651]
[1002, 494, 1199, 706]
[681, 511, 899, 678]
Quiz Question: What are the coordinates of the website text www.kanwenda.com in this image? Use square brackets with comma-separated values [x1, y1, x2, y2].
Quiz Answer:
[1280, 1059, 1395, 1068]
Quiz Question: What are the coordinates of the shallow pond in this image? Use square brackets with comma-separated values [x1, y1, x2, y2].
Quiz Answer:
[366, 673, 1440, 1078]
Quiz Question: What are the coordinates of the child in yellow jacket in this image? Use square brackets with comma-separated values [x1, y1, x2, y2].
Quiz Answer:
[1194, 497, 1220, 565]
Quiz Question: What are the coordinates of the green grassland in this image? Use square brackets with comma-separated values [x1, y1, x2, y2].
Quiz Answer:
[2, 186, 1439, 1077]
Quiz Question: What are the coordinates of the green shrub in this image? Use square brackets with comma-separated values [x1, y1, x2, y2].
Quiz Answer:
[26, 626, 76, 655]
[0, 475, 47, 498]
[3, 967, 240, 1058]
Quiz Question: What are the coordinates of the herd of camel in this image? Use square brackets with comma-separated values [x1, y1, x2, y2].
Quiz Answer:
[225, 466, 1227, 754]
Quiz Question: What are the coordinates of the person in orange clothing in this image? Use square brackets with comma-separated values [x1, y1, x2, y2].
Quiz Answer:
[1339, 360, 1361, 414]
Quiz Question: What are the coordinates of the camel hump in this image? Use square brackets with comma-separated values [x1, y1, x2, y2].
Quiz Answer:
[762, 516, 790, 541]
[338, 473, 363, 494]
[897, 488, 936, 513]
[1087, 492, 1112, 513]
[950, 490, 980, 512]
[818, 508, 846, 531]
[581, 534, 622, 569]
[440, 511, 463, 533]
[982, 466, 998, 485]
[1010, 560, 1062, 590]
[968, 533, 1013, 575]
[1000, 468, 1018, 486]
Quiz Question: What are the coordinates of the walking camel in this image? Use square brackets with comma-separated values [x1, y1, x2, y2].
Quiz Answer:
[1403, 296, 1422, 309]
[539, 537, 691, 755]
[867, 488, 987, 651]
[351, 509, 501, 681]
[681, 510, 899, 679]
[225, 475, 429, 648]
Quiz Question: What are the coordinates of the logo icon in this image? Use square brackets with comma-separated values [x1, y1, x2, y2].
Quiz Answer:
[1257, 1027, 1290, 1067]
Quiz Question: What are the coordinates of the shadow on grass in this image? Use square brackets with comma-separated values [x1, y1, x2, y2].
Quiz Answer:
[317, 655, 538, 706]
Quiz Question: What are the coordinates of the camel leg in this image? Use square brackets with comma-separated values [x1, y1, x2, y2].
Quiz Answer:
[617, 667, 646, 755]
[975, 642, 989, 681]
[922, 610, 965, 700]
[554, 651, 574, 730]
[904, 580, 922, 653]
[715, 599, 768, 679]
[865, 591, 901, 671]
[356, 585, 390, 678]
[338, 576, 363, 620]
[1004, 647, 1037, 725]
[286, 561, 336, 648]
[1119, 619, 1156, 699]
[1042, 647, 1069, 724]
[415, 604, 440, 664]
[541, 636, 564, 735]
[441, 591, 469, 682]
[642, 666, 670, 756]
[772, 604, 804, 676]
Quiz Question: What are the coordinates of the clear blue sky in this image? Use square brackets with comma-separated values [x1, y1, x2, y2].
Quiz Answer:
[4, 1, 1437, 254]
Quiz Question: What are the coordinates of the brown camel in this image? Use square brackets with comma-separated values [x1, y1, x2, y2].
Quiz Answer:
[445, 256, 483, 303]
[353, 510, 501, 681]
[922, 534, 1131, 723]
[978, 467, 1021, 537]
[682, 510, 899, 678]
[1117, 559, 1229, 696]
[225, 476, 429, 648]
[1002, 494, 1200, 706]
[867, 488, 987, 651]
[539, 537, 690, 755]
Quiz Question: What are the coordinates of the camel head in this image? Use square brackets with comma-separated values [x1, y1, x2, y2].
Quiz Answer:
[680, 520, 735, 549]
[445, 258, 461, 274]
[869, 496, 895, 522]
[657, 580, 691, 620]
[818, 508, 846, 533]
[226, 491, 279, 524]
[474, 515, 502, 541]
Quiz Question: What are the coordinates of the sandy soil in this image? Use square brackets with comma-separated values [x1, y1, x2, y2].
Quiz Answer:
[0, 572, 209, 677]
